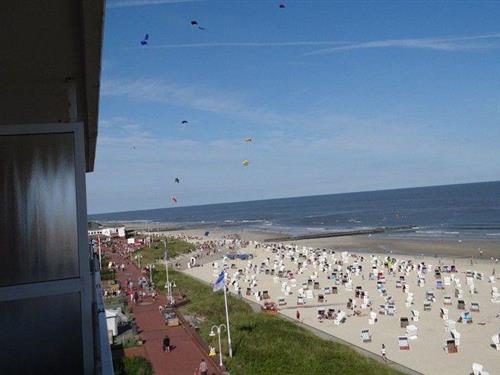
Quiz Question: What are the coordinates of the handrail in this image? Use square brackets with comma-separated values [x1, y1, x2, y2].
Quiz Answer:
[94, 270, 115, 375]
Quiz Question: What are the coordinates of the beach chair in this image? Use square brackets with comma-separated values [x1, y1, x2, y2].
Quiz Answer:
[360, 329, 372, 343]
[317, 308, 326, 321]
[332, 286, 338, 294]
[443, 295, 452, 306]
[318, 294, 325, 303]
[278, 297, 287, 306]
[400, 317, 409, 328]
[406, 325, 418, 340]
[369, 311, 377, 325]
[472, 363, 483, 375]
[445, 339, 458, 354]
[445, 319, 456, 332]
[436, 280, 444, 289]
[398, 336, 410, 350]
[470, 302, 480, 312]
[263, 290, 270, 300]
[314, 281, 320, 290]
[426, 291, 436, 302]
[461, 311, 473, 324]
[305, 290, 314, 300]
[457, 299, 465, 310]
[411, 310, 420, 322]
[491, 334, 500, 350]
[450, 329, 460, 346]
[387, 304, 396, 316]
[324, 286, 331, 295]
[423, 302, 432, 312]
[334, 311, 346, 325]
[440, 308, 449, 320]
[297, 296, 305, 305]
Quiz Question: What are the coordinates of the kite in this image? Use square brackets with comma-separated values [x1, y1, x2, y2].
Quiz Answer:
[242, 160, 249, 167]
[245, 137, 253, 143]
[171, 196, 178, 204]
[181, 120, 188, 125]
[140, 34, 149, 45]
[279, 2, 286, 8]
[174, 178, 180, 183]
[190, 20, 206, 30]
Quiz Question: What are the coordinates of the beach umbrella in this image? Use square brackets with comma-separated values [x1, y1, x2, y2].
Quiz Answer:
[242, 160, 249, 167]
[140, 33, 149, 45]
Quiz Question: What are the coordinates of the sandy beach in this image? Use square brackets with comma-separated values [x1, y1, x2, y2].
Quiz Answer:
[179, 231, 500, 375]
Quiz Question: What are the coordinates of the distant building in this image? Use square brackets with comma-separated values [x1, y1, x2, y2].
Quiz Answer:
[89, 226, 126, 238]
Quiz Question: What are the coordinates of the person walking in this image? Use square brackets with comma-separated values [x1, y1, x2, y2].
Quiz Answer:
[381, 344, 387, 362]
[296, 310, 300, 321]
[199, 359, 208, 375]
[163, 335, 170, 352]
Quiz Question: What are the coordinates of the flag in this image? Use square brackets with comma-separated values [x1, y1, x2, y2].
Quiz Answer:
[213, 271, 225, 292]
[163, 250, 169, 261]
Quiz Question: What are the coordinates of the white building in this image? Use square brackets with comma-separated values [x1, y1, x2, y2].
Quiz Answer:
[88, 226, 126, 238]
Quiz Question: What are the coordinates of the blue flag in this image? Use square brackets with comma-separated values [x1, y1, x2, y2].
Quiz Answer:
[213, 271, 225, 292]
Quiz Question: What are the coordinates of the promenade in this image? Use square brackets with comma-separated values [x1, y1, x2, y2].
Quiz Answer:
[107, 251, 222, 375]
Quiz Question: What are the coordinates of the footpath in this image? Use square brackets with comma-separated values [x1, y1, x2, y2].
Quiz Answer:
[108, 251, 222, 375]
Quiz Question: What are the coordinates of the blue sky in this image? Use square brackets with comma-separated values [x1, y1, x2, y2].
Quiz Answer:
[87, 0, 500, 214]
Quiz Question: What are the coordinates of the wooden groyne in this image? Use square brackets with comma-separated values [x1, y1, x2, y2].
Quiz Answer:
[264, 225, 416, 242]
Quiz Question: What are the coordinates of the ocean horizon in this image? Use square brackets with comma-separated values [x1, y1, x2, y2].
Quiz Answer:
[90, 180, 500, 240]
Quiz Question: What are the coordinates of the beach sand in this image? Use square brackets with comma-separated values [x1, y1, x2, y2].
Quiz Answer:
[181, 232, 500, 375]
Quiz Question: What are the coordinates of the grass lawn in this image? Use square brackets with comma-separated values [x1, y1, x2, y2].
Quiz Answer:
[153, 266, 403, 375]
[133, 238, 195, 267]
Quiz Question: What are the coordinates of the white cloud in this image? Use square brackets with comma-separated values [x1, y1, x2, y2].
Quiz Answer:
[107, 0, 200, 8]
[138, 41, 347, 50]
[304, 33, 500, 56]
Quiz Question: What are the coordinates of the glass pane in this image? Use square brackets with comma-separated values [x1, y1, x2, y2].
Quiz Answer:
[0, 133, 79, 286]
[0, 293, 83, 374]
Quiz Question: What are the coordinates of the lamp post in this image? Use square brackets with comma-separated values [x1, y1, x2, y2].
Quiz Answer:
[209, 324, 226, 367]
[163, 239, 172, 304]
[135, 254, 143, 269]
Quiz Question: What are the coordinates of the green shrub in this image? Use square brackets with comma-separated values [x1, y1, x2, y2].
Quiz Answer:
[114, 356, 153, 375]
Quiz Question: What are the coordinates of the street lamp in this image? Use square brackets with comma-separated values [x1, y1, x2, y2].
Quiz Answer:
[209, 324, 226, 367]
[135, 254, 143, 269]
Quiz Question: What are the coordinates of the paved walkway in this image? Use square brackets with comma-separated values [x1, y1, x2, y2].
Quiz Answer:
[107, 251, 222, 375]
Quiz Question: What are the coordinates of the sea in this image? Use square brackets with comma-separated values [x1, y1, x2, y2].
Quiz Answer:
[90, 181, 500, 240]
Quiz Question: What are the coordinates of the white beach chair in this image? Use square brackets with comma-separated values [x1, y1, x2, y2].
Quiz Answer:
[472, 363, 483, 375]
[368, 311, 377, 325]
[406, 325, 418, 340]
[445, 319, 456, 332]
[398, 336, 410, 350]
[334, 311, 346, 325]
[451, 329, 460, 346]
[492, 334, 500, 350]
[305, 289, 314, 300]
[360, 329, 372, 343]
[440, 307, 449, 320]
[412, 310, 420, 322]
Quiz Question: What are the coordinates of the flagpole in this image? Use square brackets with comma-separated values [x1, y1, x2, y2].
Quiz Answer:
[223, 279, 233, 358]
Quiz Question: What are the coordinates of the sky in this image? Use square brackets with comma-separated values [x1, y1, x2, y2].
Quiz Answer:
[87, 0, 500, 214]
